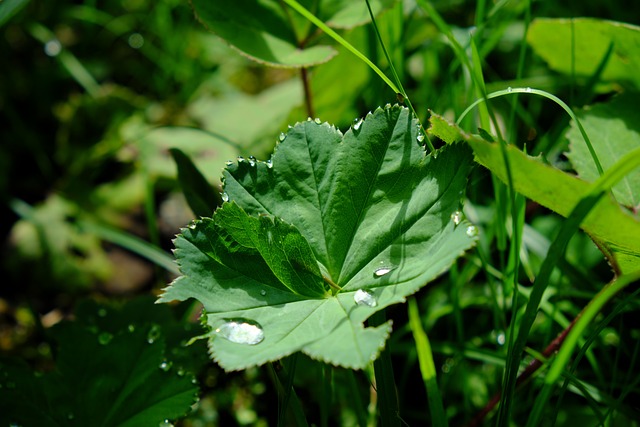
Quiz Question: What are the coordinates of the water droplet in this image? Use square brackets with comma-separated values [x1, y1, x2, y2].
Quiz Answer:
[441, 357, 455, 373]
[496, 331, 506, 346]
[451, 211, 463, 225]
[507, 87, 512, 92]
[159, 360, 172, 371]
[248, 155, 256, 166]
[147, 325, 161, 344]
[98, 332, 113, 345]
[466, 225, 478, 237]
[215, 320, 264, 345]
[279, 132, 286, 142]
[225, 159, 233, 167]
[306, 117, 312, 122]
[237, 156, 245, 163]
[176, 367, 185, 377]
[525, 87, 532, 93]
[221, 192, 229, 202]
[374, 266, 393, 277]
[266, 159, 273, 169]
[187, 222, 197, 229]
[44, 39, 61, 57]
[127, 324, 136, 333]
[354, 289, 377, 307]
[385, 103, 392, 109]
[352, 118, 363, 131]
[260, 290, 267, 296]
[97, 308, 107, 317]
[128, 32, 144, 49]
[416, 130, 425, 143]
[314, 118, 321, 124]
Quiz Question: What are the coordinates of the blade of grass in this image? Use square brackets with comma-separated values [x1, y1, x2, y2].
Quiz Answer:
[281, 0, 398, 94]
[408, 298, 448, 427]
[370, 309, 400, 427]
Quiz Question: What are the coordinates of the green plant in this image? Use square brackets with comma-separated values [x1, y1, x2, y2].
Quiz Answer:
[3, 0, 640, 426]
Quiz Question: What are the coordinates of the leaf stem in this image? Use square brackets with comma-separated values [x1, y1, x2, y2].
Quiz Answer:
[301, 67, 315, 118]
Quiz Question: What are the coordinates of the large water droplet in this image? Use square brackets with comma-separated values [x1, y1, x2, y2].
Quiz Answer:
[507, 87, 512, 92]
[416, 130, 425, 143]
[373, 266, 393, 277]
[266, 159, 273, 169]
[466, 225, 478, 237]
[314, 118, 321, 124]
[248, 156, 256, 167]
[225, 159, 233, 167]
[237, 156, 245, 163]
[221, 192, 229, 202]
[352, 118, 363, 131]
[159, 360, 172, 372]
[44, 39, 61, 57]
[279, 132, 286, 142]
[525, 87, 532, 93]
[354, 289, 377, 307]
[451, 211, 463, 225]
[216, 320, 264, 345]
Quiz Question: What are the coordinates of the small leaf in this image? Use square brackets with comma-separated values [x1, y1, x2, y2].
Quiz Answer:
[566, 93, 640, 211]
[170, 147, 221, 217]
[160, 106, 477, 370]
[527, 18, 640, 89]
[191, 0, 336, 67]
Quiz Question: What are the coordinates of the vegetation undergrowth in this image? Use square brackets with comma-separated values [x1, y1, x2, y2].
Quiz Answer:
[1, 0, 640, 426]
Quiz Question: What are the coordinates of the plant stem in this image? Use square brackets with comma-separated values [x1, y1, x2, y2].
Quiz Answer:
[301, 67, 315, 118]
[370, 309, 401, 427]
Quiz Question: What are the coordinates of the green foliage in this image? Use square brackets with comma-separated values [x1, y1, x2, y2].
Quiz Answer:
[566, 93, 640, 211]
[528, 18, 640, 89]
[0, 298, 205, 426]
[159, 106, 477, 370]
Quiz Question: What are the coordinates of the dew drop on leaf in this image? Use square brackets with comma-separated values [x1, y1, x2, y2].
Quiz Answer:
[98, 332, 113, 345]
[314, 118, 321, 124]
[352, 118, 363, 131]
[147, 325, 161, 344]
[507, 87, 512, 92]
[260, 289, 267, 296]
[466, 225, 478, 237]
[416, 130, 425, 143]
[373, 266, 393, 277]
[279, 132, 286, 142]
[215, 320, 264, 345]
[159, 360, 172, 371]
[353, 289, 377, 307]
[225, 159, 233, 167]
[451, 211, 463, 225]
[237, 156, 245, 163]
[525, 87, 532, 93]
[266, 159, 273, 169]
[221, 192, 229, 202]
[248, 155, 256, 166]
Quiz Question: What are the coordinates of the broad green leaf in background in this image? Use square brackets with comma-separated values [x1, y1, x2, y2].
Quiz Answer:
[527, 18, 640, 89]
[566, 93, 640, 212]
[191, 0, 336, 67]
[159, 105, 477, 370]
[0, 298, 202, 426]
[429, 113, 640, 274]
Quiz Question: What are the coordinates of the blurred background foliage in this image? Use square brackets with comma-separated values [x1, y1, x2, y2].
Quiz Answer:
[2, 0, 640, 425]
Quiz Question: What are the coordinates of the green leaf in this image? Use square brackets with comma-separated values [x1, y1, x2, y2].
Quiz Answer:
[429, 113, 640, 274]
[0, 300, 201, 426]
[527, 18, 640, 89]
[566, 94, 640, 211]
[0, 0, 30, 27]
[170, 147, 222, 218]
[160, 105, 477, 370]
[191, 0, 336, 67]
